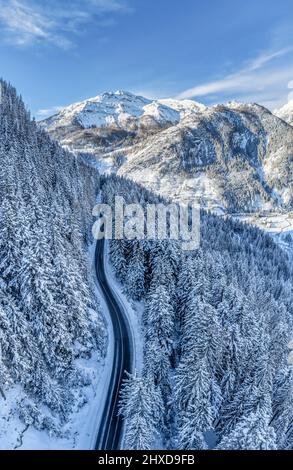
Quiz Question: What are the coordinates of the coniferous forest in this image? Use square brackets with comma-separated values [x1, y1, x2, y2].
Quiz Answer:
[0, 80, 106, 434]
[0, 81, 292, 451]
[102, 176, 293, 450]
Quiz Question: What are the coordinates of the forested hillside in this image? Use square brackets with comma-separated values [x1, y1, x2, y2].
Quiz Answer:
[101, 175, 293, 450]
[1, 80, 292, 450]
[42, 90, 293, 216]
[0, 80, 106, 435]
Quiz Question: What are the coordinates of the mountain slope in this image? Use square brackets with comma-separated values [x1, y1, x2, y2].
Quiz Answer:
[2, 81, 292, 451]
[275, 100, 293, 126]
[41, 90, 205, 152]
[0, 80, 106, 446]
[117, 101, 293, 212]
[41, 92, 293, 244]
[101, 175, 293, 450]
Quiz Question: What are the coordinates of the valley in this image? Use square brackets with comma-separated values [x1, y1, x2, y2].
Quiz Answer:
[41, 90, 293, 245]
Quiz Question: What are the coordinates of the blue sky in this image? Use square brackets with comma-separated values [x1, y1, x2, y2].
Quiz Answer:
[0, 0, 292, 118]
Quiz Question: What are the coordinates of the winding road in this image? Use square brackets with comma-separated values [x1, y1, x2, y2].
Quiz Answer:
[94, 239, 133, 450]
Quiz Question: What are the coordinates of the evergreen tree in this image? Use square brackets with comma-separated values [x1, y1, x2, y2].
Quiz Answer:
[217, 410, 277, 450]
[119, 373, 163, 450]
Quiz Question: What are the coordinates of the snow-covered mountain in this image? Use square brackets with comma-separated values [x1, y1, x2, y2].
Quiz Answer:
[2, 81, 293, 451]
[42, 90, 205, 133]
[42, 92, 293, 216]
[275, 100, 293, 126]
[118, 101, 293, 212]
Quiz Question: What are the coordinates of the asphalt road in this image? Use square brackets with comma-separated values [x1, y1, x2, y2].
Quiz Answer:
[94, 238, 133, 450]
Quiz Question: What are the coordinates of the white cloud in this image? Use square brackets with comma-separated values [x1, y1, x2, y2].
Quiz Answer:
[247, 47, 292, 72]
[175, 48, 293, 110]
[0, 0, 130, 48]
[88, 0, 131, 12]
[0, 1, 53, 45]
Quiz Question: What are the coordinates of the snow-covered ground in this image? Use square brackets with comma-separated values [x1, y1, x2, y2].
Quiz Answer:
[0, 236, 146, 450]
[233, 211, 293, 254]
[0, 243, 113, 450]
[0, 341, 109, 450]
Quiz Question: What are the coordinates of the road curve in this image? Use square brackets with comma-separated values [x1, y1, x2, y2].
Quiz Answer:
[94, 238, 133, 450]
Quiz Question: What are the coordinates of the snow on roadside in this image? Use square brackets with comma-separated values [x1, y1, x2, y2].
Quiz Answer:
[104, 241, 144, 374]
[0, 342, 109, 450]
[0, 242, 112, 450]
[103, 240, 145, 451]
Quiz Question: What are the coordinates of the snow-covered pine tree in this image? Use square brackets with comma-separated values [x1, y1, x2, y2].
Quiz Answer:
[124, 242, 145, 300]
[0, 79, 106, 431]
[143, 280, 175, 384]
[174, 355, 214, 449]
[102, 154, 293, 451]
[217, 409, 277, 450]
[119, 373, 163, 450]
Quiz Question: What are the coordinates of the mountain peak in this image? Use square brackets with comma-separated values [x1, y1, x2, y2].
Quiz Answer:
[114, 89, 136, 96]
[40, 90, 205, 131]
[41, 88, 293, 216]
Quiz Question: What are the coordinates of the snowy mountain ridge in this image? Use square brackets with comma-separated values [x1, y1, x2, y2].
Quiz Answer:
[41, 91, 293, 243]
[42, 90, 205, 131]
[1, 80, 293, 451]
[275, 99, 293, 126]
